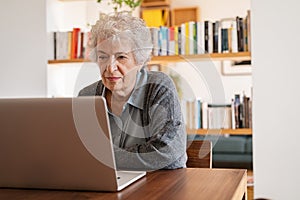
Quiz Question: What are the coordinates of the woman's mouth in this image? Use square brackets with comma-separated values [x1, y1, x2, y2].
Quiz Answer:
[106, 77, 121, 82]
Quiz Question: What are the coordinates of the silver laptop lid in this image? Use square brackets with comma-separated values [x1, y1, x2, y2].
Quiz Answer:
[0, 97, 121, 191]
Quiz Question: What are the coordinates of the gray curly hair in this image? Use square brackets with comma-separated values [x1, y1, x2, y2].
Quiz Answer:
[89, 11, 153, 65]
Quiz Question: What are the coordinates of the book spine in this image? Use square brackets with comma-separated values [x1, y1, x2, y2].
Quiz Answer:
[185, 22, 189, 55]
[247, 10, 251, 52]
[201, 101, 208, 129]
[180, 23, 185, 55]
[53, 32, 56, 60]
[67, 31, 72, 59]
[234, 94, 240, 128]
[193, 98, 202, 129]
[221, 28, 229, 53]
[196, 21, 205, 54]
[204, 21, 213, 53]
[231, 21, 238, 53]
[236, 17, 244, 52]
[150, 27, 159, 56]
[207, 104, 232, 129]
[231, 99, 236, 129]
[208, 21, 213, 53]
[188, 21, 195, 55]
[71, 28, 80, 59]
[213, 21, 219, 53]
[204, 21, 209, 53]
[177, 26, 182, 55]
[168, 26, 175, 55]
[83, 31, 91, 59]
[174, 26, 179, 55]
[193, 22, 197, 55]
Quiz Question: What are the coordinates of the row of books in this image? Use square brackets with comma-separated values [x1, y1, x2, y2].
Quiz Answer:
[233, 93, 252, 129]
[150, 10, 251, 56]
[50, 10, 250, 60]
[52, 28, 90, 60]
[184, 93, 252, 130]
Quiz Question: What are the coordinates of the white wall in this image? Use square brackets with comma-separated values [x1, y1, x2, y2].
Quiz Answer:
[172, 0, 250, 21]
[47, 63, 99, 97]
[0, 0, 47, 97]
[252, 0, 300, 198]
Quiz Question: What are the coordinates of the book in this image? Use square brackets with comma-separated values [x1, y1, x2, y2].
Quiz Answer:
[180, 23, 185, 55]
[159, 26, 168, 56]
[186, 100, 192, 129]
[168, 26, 175, 55]
[185, 98, 201, 129]
[207, 104, 232, 129]
[150, 27, 159, 56]
[78, 31, 84, 58]
[234, 94, 241, 128]
[204, 21, 213, 53]
[188, 21, 195, 55]
[193, 22, 198, 54]
[196, 21, 205, 54]
[246, 10, 251, 52]
[201, 101, 208, 129]
[231, 99, 236, 129]
[177, 26, 182, 55]
[67, 31, 72, 59]
[236, 16, 244, 52]
[231, 20, 238, 53]
[56, 31, 69, 60]
[213, 21, 219, 53]
[194, 98, 202, 129]
[71, 28, 80, 59]
[221, 28, 229, 53]
[47, 32, 56, 60]
[185, 22, 189, 55]
[83, 31, 91, 59]
[174, 26, 179, 55]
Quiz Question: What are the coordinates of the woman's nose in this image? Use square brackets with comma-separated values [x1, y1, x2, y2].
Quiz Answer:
[107, 56, 117, 73]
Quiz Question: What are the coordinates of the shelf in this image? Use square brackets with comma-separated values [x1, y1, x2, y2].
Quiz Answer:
[141, 0, 170, 7]
[150, 52, 251, 64]
[187, 128, 252, 135]
[48, 59, 90, 64]
[48, 52, 251, 64]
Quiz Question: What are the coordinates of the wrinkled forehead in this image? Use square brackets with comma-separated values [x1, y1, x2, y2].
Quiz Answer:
[96, 33, 135, 54]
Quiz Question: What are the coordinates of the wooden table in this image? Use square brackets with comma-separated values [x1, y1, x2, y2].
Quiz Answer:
[0, 168, 247, 200]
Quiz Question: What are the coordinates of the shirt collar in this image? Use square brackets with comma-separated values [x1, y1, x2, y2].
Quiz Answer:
[101, 67, 148, 111]
[127, 67, 148, 110]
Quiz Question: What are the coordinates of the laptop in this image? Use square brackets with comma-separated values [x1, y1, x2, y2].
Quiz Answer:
[0, 97, 146, 191]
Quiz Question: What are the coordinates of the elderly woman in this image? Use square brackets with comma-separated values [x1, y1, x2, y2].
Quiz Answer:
[78, 12, 187, 170]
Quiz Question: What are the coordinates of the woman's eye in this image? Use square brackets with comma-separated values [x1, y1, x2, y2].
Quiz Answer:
[98, 55, 108, 61]
[117, 55, 127, 60]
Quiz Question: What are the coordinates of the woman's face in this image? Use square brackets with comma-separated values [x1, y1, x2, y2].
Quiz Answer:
[96, 36, 142, 95]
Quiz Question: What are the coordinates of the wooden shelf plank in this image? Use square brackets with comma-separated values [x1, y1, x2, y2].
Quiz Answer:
[48, 52, 251, 64]
[187, 128, 252, 135]
[141, 0, 170, 7]
[48, 59, 90, 64]
[150, 52, 251, 63]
